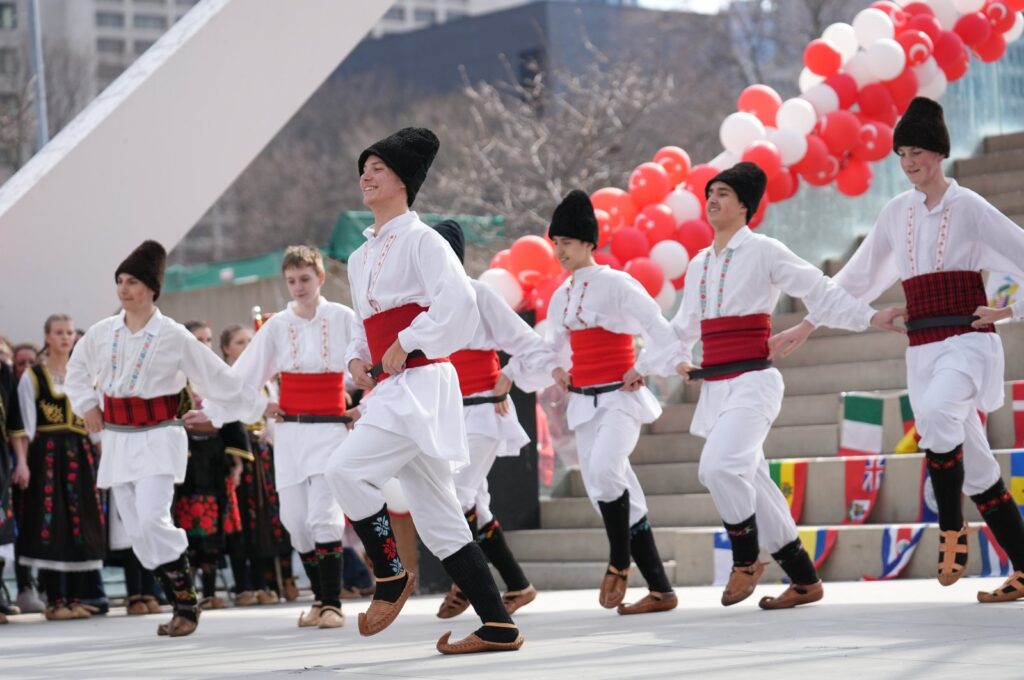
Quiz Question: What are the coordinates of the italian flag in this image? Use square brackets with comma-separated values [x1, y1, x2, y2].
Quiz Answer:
[894, 392, 920, 454]
[839, 393, 884, 456]
[769, 459, 808, 523]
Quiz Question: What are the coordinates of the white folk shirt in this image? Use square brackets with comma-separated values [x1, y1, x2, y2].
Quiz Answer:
[463, 279, 558, 457]
[546, 264, 683, 430]
[65, 309, 267, 489]
[345, 211, 479, 466]
[806, 180, 1024, 413]
[230, 297, 356, 489]
[673, 226, 875, 438]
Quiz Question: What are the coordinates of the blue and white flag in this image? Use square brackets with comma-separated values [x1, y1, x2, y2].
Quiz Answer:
[978, 526, 1011, 578]
[863, 525, 925, 581]
[713, 530, 732, 586]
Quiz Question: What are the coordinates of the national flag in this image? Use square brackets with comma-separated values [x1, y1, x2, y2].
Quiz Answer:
[712, 530, 732, 586]
[894, 393, 920, 454]
[843, 455, 886, 525]
[1013, 382, 1024, 449]
[978, 526, 1011, 578]
[918, 460, 938, 523]
[798, 528, 838, 569]
[863, 525, 926, 580]
[1010, 451, 1024, 514]
[769, 459, 808, 523]
[839, 393, 884, 456]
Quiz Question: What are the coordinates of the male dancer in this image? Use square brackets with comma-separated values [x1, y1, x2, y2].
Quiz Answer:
[771, 98, 1024, 601]
[324, 128, 523, 654]
[66, 241, 266, 636]
[431, 219, 552, 620]
[545, 190, 681, 615]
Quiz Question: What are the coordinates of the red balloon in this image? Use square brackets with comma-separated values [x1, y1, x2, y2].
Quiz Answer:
[902, 1, 935, 16]
[590, 187, 638, 230]
[675, 220, 714, 257]
[766, 168, 799, 203]
[684, 165, 720, 203]
[628, 162, 672, 208]
[943, 53, 971, 81]
[593, 251, 623, 270]
[749, 200, 768, 229]
[906, 14, 942, 43]
[974, 29, 1007, 62]
[741, 140, 783, 180]
[610, 226, 651, 263]
[533, 273, 567, 322]
[897, 29, 935, 66]
[804, 39, 842, 76]
[933, 30, 966, 68]
[1010, 0, 1024, 9]
[883, 67, 920, 114]
[737, 84, 782, 127]
[955, 12, 992, 47]
[595, 208, 613, 249]
[509, 235, 555, 275]
[624, 257, 665, 298]
[653, 146, 691, 185]
[852, 121, 894, 162]
[517, 269, 543, 293]
[803, 154, 841, 187]
[671, 274, 686, 291]
[858, 83, 897, 119]
[490, 248, 511, 271]
[824, 73, 858, 110]
[872, 1, 909, 30]
[836, 158, 873, 196]
[984, 0, 1017, 33]
[820, 110, 861, 155]
[793, 134, 829, 180]
[634, 204, 677, 245]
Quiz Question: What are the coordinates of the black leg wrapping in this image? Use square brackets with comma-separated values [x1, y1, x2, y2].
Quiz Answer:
[156, 554, 199, 621]
[123, 550, 144, 597]
[442, 542, 518, 644]
[926, 446, 965, 531]
[724, 514, 759, 566]
[299, 550, 322, 602]
[971, 479, 1024, 571]
[772, 538, 819, 586]
[629, 516, 673, 593]
[315, 541, 343, 608]
[478, 519, 531, 592]
[350, 505, 408, 603]
[597, 490, 632, 571]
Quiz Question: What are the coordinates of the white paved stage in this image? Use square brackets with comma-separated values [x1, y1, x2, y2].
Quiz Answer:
[2, 579, 1022, 679]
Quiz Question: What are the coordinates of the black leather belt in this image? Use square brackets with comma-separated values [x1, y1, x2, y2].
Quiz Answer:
[462, 394, 509, 407]
[368, 350, 427, 381]
[568, 382, 624, 407]
[904, 315, 978, 332]
[688, 359, 773, 381]
[280, 414, 352, 424]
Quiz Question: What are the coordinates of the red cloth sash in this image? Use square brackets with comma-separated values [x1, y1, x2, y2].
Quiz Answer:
[569, 328, 635, 387]
[450, 349, 501, 396]
[902, 271, 994, 347]
[103, 394, 181, 427]
[699, 314, 772, 381]
[363, 303, 449, 381]
[279, 372, 346, 416]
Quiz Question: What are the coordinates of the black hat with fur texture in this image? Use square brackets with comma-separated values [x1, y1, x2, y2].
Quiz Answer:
[548, 190, 599, 247]
[358, 127, 440, 207]
[115, 240, 166, 301]
[893, 96, 950, 158]
[706, 162, 767, 221]
[433, 219, 466, 265]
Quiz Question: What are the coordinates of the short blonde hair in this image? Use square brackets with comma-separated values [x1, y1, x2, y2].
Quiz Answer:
[281, 245, 325, 276]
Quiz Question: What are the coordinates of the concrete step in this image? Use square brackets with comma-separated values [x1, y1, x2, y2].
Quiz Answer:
[780, 358, 908, 395]
[956, 170, 1024, 196]
[772, 326, 909, 369]
[984, 131, 1024, 154]
[954, 149, 1024, 176]
[651, 393, 840, 433]
[631, 423, 838, 465]
[566, 462, 705, 497]
[509, 560, 676, 590]
[541, 493, 720, 529]
[987, 189, 1024, 216]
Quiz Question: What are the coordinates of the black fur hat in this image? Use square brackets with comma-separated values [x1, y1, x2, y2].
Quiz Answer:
[115, 240, 167, 300]
[893, 96, 950, 158]
[433, 219, 465, 265]
[706, 162, 767, 221]
[358, 127, 440, 206]
[548, 190, 599, 247]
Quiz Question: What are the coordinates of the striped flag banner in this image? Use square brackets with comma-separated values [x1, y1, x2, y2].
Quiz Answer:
[894, 392, 920, 454]
[1014, 382, 1024, 449]
[863, 525, 926, 581]
[978, 526, 1011, 578]
[769, 459, 808, 523]
[839, 393, 884, 456]
[712, 530, 732, 586]
[843, 455, 886, 525]
[1010, 451, 1024, 515]
[798, 528, 838, 569]
[918, 460, 938, 523]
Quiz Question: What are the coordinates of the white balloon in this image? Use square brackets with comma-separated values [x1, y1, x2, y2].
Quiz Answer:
[952, 0, 985, 12]
[822, 22, 859, 62]
[913, 56, 941, 87]
[655, 278, 677, 315]
[776, 98, 817, 135]
[1006, 12, 1024, 43]
[719, 112, 767, 156]
[844, 50, 879, 88]
[918, 67, 948, 98]
[767, 127, 809, 165]
[799, 67, 825, 93]
[479, 268, 523, 308]
[853, 8, 895, 48]
[662, 189, 702, 225]
[926, 0, 960, 28]
[802, 84, 840, 115]
[650, 240, 690, 280]
[708, 149, 740, 171]
[865, 38, 907, 81]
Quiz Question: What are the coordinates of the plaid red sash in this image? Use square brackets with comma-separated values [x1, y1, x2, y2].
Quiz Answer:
[103, 394, 181, 427]
[902, 271, 994, 347]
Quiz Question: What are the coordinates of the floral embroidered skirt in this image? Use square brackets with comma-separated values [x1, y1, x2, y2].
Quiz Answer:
[231, 435, 289, 558]
[173, 432, 241, 553]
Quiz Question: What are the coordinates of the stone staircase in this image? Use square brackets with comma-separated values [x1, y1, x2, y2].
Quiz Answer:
[505, 130, 1024, 590]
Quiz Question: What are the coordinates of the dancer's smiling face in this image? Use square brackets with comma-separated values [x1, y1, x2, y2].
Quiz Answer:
[897, 146, 944, 188]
